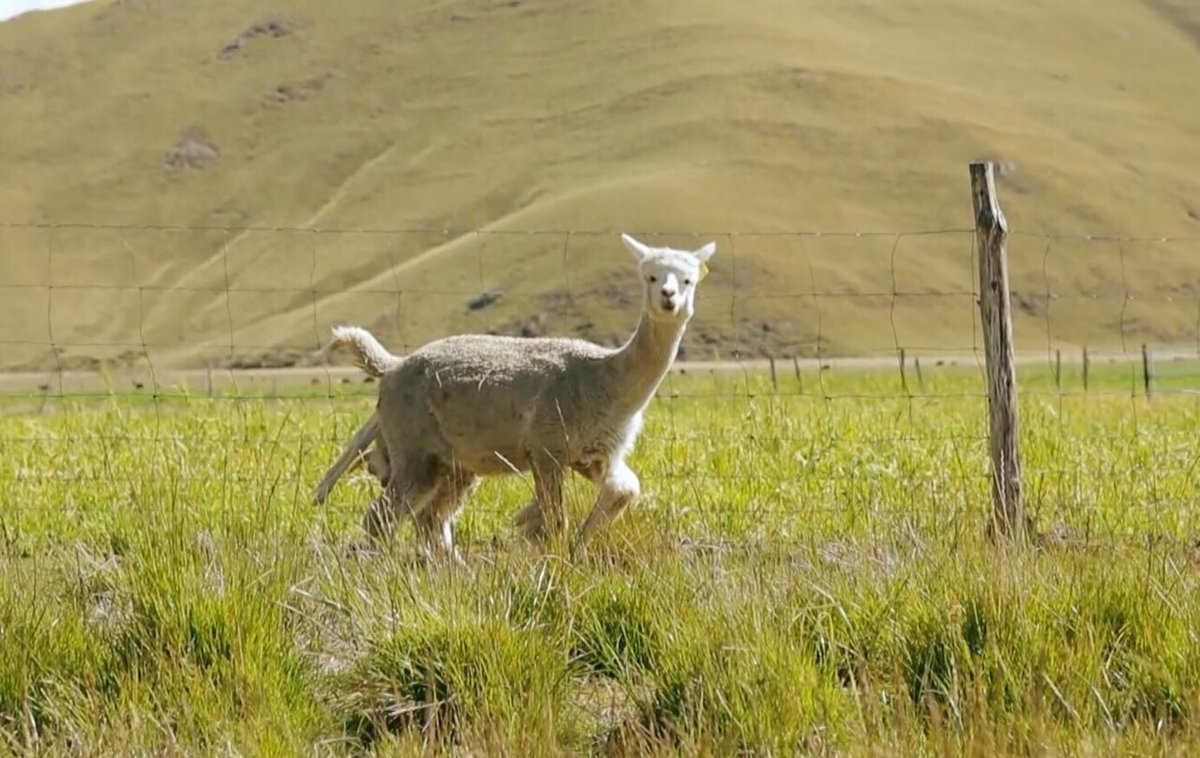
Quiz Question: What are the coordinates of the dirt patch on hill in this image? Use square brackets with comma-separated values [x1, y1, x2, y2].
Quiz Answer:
[219, 16, 291, 60]
[164, 126, 219, 171]
[263, 71, 331, 107]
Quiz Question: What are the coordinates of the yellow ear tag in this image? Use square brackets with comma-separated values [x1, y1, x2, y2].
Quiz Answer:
[699, 261, 710, 281]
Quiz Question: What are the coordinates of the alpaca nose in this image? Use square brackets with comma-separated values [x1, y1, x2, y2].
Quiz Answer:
[660, 285, 676, 298]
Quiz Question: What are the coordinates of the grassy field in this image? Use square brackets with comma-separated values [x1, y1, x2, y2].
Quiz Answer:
[3, 0, 1200, 371]
[2, 362, 1200, 753]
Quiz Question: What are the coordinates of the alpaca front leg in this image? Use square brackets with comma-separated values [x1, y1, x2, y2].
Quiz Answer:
[514, 453, 566, 544]
[573, 461, 640, 550]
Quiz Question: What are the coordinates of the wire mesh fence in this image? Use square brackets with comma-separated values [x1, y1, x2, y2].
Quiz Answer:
[1, 218, 1200, 547]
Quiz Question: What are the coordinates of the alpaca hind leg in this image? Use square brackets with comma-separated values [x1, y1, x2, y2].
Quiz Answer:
[361, 490, 396, 540]
[361, 457, 438, 541]
[352, 438, 395, 548]
[415, 471, 477, 565]
[572, 460, 640, 550]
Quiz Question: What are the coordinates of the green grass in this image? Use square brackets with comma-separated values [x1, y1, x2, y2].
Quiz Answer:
[3, 364, 1200, 753]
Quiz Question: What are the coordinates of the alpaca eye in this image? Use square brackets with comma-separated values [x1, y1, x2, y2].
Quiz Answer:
[684, 279, 692, 286]
[648, 276, 657, 283]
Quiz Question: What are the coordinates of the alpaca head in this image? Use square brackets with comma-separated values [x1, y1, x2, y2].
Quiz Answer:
[620, 233, 716, 322]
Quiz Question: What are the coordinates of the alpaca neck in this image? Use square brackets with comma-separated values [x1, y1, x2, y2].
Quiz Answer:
[608, 310, 687, 415]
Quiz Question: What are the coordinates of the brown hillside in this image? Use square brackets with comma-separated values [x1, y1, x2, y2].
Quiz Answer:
[1, 0, 1199, 370]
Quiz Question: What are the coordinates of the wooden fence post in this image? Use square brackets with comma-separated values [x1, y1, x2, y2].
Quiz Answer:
[970, 162, 1025, 542]
[1142, 343, 1154, 399]
[1082, 346, 1090, 392]
[768, 355, 778, 394]
[898, 347, 909, 394]
[1054, 349, 1062, 393]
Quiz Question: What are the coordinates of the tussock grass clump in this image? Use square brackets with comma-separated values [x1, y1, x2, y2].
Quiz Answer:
[572, 574, 667, 678]
[619, 634, 855, 753]
[332, 617, 568, 749]
[0, 573, 113, 741]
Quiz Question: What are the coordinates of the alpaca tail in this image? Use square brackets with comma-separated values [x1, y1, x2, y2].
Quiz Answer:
[329, 325, 403, 377]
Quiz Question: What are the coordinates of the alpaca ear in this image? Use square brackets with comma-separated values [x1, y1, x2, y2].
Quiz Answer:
[692, 241, 716, 263]
[621, 233, 653, 262]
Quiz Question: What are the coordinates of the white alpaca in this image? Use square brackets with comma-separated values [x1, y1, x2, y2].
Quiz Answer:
[316, 233, 715, 560]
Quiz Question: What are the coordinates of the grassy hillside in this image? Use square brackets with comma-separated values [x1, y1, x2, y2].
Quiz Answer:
[1, 0, 1200, 370]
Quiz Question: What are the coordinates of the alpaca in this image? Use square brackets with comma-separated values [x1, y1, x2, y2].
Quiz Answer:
[317, 233, 715, 560]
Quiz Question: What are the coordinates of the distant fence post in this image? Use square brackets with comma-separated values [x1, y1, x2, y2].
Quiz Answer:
[1082, 346, 1090, 392]
[970, 162, 1026, 542]
[1142, 343, 1154, 399]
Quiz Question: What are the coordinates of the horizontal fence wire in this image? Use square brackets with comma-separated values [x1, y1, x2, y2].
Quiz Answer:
[1, 223, 1199, 548]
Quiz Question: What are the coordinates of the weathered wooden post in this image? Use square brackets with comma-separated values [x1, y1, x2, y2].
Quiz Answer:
[1082, 346, 1090, 392]
[1142, 343, 1154, 399]
[970, 162, 1025, 542]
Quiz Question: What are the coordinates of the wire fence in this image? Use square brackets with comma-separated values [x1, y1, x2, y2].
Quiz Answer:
[2, 221, 1199, 386]
[1, 217, 1200, 546]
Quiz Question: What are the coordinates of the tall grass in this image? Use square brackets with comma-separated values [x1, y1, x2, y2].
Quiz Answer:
[1, 362, 1199, 753]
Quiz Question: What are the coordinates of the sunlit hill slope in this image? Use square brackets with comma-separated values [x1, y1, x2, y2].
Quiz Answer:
[1, 0, 1199, 371]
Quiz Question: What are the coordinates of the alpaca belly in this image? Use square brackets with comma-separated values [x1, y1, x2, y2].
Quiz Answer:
[432, 398, 534, 475]
[443, 438, 531, 475]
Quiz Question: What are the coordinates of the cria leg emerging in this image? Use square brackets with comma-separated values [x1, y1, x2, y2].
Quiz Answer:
[574, 461, 641, 550]
[513, 452, 567, 545]
[314, 412, 383, 505]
